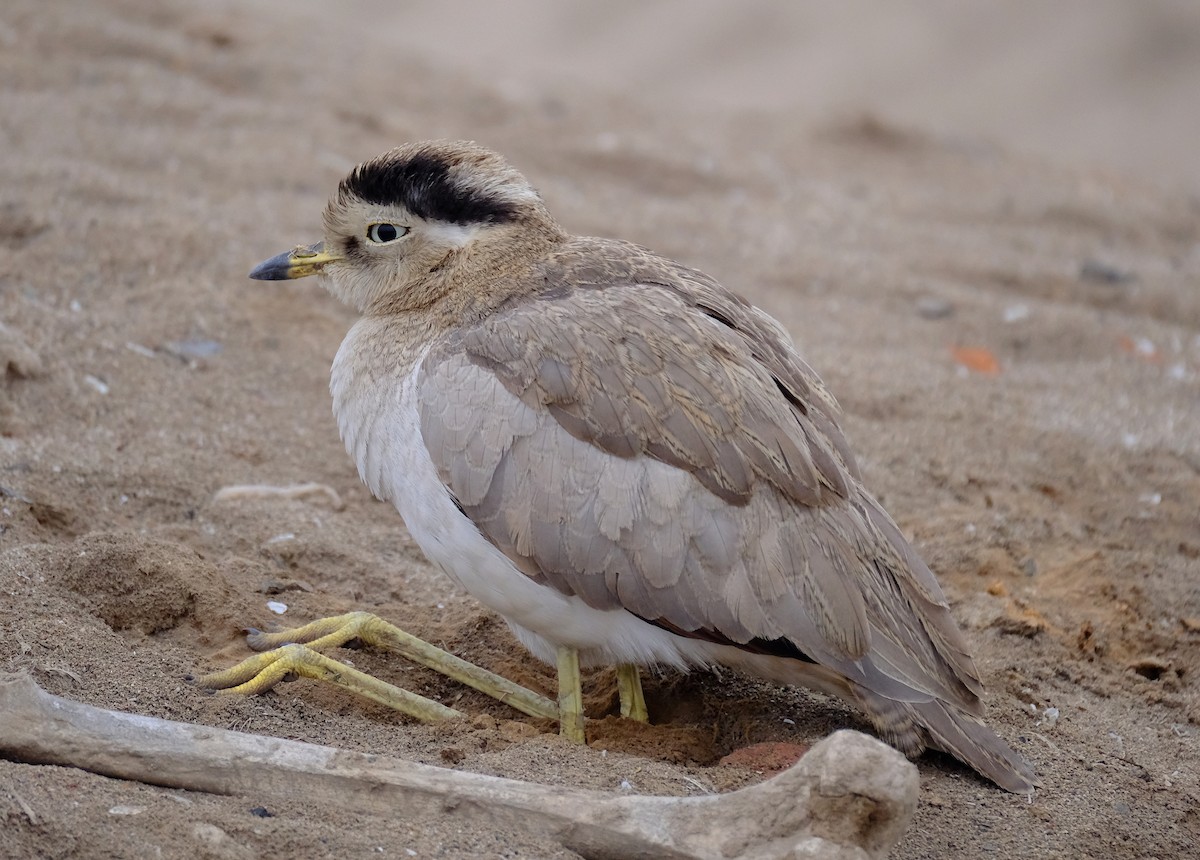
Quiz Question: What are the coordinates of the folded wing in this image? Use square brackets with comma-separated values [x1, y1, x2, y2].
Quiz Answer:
[418, 255, 983, 715]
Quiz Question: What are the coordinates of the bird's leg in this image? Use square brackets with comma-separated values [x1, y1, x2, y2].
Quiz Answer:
[555, 645, 586, 743]
[616, 663, 648, 722]
[197, 611, 559, 723]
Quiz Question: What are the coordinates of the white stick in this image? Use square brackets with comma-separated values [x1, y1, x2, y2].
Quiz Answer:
[212, 483, 345, 510]
[0, 672, 917, 860]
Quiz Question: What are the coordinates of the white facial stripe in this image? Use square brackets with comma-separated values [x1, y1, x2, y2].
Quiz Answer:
[422, 221, 479, 248]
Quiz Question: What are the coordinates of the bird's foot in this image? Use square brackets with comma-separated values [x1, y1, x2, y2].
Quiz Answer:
[196, 611, 559, 724]
[196, 640, 463, 721]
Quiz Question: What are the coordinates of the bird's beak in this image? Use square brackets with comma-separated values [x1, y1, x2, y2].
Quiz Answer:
[249, 242, 343, 280]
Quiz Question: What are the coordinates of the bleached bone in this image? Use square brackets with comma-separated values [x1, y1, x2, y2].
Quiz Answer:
[0, 672, 917, 859]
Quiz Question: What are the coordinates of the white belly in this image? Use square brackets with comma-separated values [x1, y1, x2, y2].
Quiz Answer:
[330, 326, 715, 670]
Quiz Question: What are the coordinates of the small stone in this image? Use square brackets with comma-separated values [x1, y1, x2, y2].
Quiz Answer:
[915, 296, 954, 319]
[193, 824, 228, 843]
[164, 339, 223, 359]
[1003, 303, 1030, 323]
[720, 741, 810, 776]
[83, 374, 110, 395]
[192, 823, 254, 859]
[108, 805, 146, 816]
[1080, 259, 1134, 285]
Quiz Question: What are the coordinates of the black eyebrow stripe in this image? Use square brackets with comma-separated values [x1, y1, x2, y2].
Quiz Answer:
[342, 151, 519, 225]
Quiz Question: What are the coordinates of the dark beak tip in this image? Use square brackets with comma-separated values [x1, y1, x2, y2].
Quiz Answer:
[248, 250, 294, 281]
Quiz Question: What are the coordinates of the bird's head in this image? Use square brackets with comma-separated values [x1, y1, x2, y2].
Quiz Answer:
[250, 141, 564, 314]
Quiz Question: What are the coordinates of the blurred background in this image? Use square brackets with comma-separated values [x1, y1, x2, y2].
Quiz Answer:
[368, 0, 1200, 193]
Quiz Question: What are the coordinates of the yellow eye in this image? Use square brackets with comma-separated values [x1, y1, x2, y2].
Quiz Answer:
[366, 223, 408, 243]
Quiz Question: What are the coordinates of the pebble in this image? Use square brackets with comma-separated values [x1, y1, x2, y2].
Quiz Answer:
[192, 823, 254, 860]
[1080, 259, 1134, 285]
[83, 374, 110, 395]
[165, 339, 223, 359]
[1003, 303, 1030, 323]
[915, 296, 955, 319]
[108, 805, 146, 816]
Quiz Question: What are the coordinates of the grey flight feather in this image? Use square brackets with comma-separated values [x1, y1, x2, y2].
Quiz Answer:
[417, 238, 982, 707]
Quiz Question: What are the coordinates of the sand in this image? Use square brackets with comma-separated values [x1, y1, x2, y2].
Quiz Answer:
[1, 1, 1198, 857]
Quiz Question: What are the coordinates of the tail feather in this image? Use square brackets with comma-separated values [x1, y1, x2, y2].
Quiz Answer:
[706, 643, 1038, 792]
[860, 688, 1038, 793]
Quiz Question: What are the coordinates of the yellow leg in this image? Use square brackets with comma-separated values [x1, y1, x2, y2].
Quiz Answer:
[556, 645, 586, 743]
[197, 611, 559, 722]
[616, 663, 648, 722]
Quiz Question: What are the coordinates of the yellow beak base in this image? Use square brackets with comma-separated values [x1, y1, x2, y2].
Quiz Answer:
[249, 242, 342, 280]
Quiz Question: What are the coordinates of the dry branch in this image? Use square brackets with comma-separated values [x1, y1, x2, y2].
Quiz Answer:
[0, 672, 917, 859]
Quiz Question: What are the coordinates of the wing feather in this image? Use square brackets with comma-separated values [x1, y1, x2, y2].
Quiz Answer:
[416, 243, 982, 713]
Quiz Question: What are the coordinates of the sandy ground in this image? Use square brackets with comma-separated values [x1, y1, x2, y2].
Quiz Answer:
[2, 2, 1199, 858]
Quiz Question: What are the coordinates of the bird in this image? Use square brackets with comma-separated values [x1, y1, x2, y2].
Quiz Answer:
[203, 139, 1036, 793]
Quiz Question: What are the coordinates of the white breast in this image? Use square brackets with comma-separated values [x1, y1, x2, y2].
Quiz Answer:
[330, 321, 716, 670]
